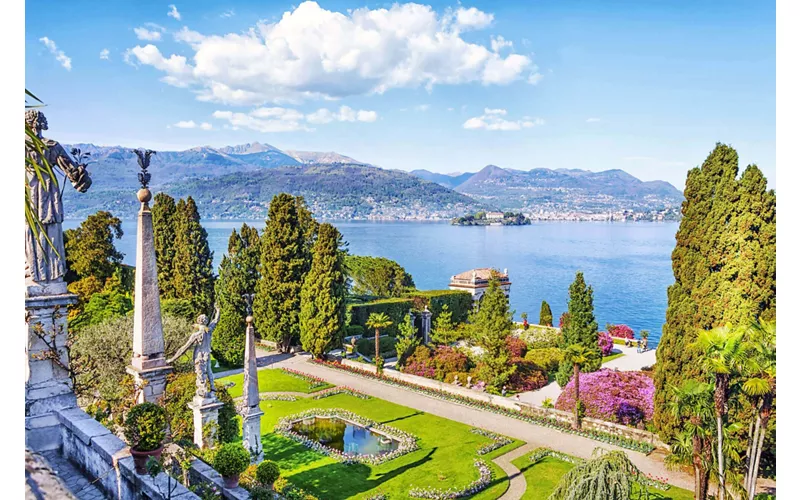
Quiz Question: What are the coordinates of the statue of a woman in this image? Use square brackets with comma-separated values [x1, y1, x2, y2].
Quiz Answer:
[168, 307, 220, 399]
[25, 110, 92, 287]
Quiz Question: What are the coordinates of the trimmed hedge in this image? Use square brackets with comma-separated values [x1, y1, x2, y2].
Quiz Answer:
[349, 298, 413, 336]
[348, 290, 473, 337]
[404, 289, 473, 324]
[356, 336, 398, 358]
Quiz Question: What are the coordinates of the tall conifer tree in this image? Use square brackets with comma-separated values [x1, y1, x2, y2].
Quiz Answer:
[556, 271, 601, 387]
[539, 300, 553, 326]
[469, 276, 515, 390]
[172, 196, 215, 316]
[299, 223, 346, 358]
[254, 194, 311, 352]
[212, 224, 261, 366]
[653, 144, 776, 441]
[152, 193, 177, 298]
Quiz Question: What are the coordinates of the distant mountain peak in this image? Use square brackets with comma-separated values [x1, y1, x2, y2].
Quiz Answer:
[286, 150, 367, 165]
[218, 142, 282, 155]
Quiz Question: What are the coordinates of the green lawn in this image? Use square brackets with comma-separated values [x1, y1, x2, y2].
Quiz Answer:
[217, 368, 332, 398]
[511, 452, 694, 500]
[254, 393, 523, 499]
[602, 351, 626, 363]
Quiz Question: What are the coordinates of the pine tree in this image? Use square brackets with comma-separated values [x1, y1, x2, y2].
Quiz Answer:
[431, 304, 457, 345]
[470, 277, 515, 390]
[64, 210, 124, 283]
[653, 144, 776, 442]
[539, 300, 553, 326]
[556, 271, 601, 387]
[172, 196, 215, 317]
[152, 193, 177, 299]
[254, 194, 312, 352]
[299, 223, 346, 359]
[212, 224, 261, 367]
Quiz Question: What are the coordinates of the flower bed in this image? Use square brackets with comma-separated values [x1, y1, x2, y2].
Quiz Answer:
[275, 408, 418, 465]
[528, 448, 669, 491]
[471, 428, 513, 455]
[280, 368, 329, 390]
[259, 393, 298, 401]
[408, 459, 493, 498]
[311, 387, 370, 400]
[313, 359, 655, 454]
[555, 369, 654, 425]
[607, 324, 634, 339]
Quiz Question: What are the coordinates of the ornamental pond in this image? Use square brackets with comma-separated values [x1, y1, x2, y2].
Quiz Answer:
[291, 416, 400, 456]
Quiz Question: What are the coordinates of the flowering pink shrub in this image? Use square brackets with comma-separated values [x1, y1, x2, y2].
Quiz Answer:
[404, 346, 436, 378]
[555, 369, 654, 424]
[607, 324, 634, 339]
[508, 358, 547, 391]
[432, 346, 469, 380]
[597, 331, 614, 356]
[505, 336, 528, 358]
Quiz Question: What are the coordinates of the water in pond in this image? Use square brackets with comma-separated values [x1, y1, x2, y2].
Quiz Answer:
[291, 416, 399, 456]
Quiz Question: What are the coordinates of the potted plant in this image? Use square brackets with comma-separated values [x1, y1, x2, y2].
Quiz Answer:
[124, 402, 167, 475]
[256, 460, 281, 490]
[213, 442, 251, 488]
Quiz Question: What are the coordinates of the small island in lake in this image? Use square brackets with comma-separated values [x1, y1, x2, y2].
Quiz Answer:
[451, 211, 531, 226]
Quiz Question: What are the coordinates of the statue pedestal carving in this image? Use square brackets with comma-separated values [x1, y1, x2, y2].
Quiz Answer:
[126, 363, 172, 404]
[25, 291, 78, 451]
[241, 406, 264, 460]
[188, 395, 224, 449]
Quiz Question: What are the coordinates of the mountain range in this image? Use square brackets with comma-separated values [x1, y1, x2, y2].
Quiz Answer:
[61, 141, 683, 220]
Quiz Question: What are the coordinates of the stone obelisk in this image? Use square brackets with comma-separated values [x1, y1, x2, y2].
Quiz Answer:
[240, 308, 263, 459]
[126, 150, 172, 403]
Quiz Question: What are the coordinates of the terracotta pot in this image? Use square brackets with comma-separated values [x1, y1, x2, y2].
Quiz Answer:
[222, 474, 240, 489]
[130, 445, 164, 475]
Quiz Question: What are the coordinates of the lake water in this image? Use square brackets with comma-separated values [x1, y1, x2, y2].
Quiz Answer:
[63, 219, 679, 345]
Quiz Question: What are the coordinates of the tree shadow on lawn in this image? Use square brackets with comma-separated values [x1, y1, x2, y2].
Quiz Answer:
[287, 448, 437, 499]
[261, 434, 328, 470]
[379, 411, 425, 425]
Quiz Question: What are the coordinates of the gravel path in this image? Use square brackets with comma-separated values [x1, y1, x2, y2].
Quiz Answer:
[492, 444, 537, 500]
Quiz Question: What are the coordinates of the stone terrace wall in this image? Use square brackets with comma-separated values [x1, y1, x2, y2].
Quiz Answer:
[581, 417, 669, 451]
[55, 407, 200, 499]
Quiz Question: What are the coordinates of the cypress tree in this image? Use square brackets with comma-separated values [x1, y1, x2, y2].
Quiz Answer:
[556, 271, 601, 387]
[469, 277, 515, 390]
[211, 224, 261, 367]
[254, 194, 310, 352]
[653, 144, 776, 441]
[152, 193, 177, 299]
[539, 300, 553, 326]
[299, 223, 347, 359]
[172, 196, 215, 316]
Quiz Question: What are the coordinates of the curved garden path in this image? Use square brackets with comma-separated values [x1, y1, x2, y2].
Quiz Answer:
[492, 444, 536, 500]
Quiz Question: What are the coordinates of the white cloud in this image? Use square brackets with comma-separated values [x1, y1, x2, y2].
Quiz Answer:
[199, 122, 213, 130]
[125, 44, 194, 87]
[134, 26, 164, 41]
[527, 71, 544, 85]
[220, 9, 235, 18]
[39, 37, 72, 70]
[214, 105, 377, 131]
[171, 120, 214, 130]
[414, 104, 430, 112]
[491, 35, 512, 52]
[586, 117, 601, 123]
[99, 48, 110, 60]
[168, 4, 181, 20]
[127, 1, 534, 105]
[463, 108, 544, 131]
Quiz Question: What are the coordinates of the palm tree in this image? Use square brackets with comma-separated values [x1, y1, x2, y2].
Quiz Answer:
[665, 379, 716, 500]
[740, 319, 776, 500]
[563, 344, 598, 430]
[548, 447, 649, 500]
[691, 325, 747, 499]
[366, 312, 392, 373]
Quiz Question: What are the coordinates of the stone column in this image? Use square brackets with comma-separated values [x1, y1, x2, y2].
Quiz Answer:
[240, 315, 263, 459]
[25, 287, 78, 451]
[189, 393, 224, 449]
[420, 307, 432, 345]
[126, 187, 172, 403]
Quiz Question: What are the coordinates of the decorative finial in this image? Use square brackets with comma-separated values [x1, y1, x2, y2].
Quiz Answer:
[134, 149, 156, 189]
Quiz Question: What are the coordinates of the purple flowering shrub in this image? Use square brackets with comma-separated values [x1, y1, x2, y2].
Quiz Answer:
[597, 331, 614, 356]
[555, 369, 654, 424]
[607, 324, 634, 339]
[404, 346, 437, 379]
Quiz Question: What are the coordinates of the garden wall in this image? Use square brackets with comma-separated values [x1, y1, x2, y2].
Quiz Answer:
[580, 418, 669, 451]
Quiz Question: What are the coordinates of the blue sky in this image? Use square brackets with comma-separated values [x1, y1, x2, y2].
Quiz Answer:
[25, 0, 775, 189]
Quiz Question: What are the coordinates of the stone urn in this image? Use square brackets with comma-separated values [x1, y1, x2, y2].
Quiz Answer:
[130, 445, 164, 475]
[222, 474, 241, 489]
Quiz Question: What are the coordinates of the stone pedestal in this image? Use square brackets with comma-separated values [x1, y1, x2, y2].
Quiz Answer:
[25, 288, 78, 451]
[126, 365, 172, 404]
[241, 406, 264, 459]
[189, 395, 224, 449]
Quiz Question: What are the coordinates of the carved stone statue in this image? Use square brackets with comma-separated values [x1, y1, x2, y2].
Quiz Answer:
[168, 307, 220, 399]
[25, 110, 92, 287]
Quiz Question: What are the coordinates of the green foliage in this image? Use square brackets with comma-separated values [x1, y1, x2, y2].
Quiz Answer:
[405, 289, 473, 324]
[654, 144, 776, 444]
[521, 325, 562, 349]
[69, 272, 133, 331]
[469, 279, 515, 390]
[345, 255, 415, 297]
[254, 194, 315, 351]
[215, 383, 239, 444]
[300, 223, 347, 358]
[212, 224, 261, 367]
[349, 298, 413, 336]
[525, 347, 564, 374]
[152, 193, 177, 299]
[430, 304, 458, 345]
[557, 272, 601, 387]
[256, 460, 281, 485]
[160, 298, 195, 322]
[540, 300, 553, 327]
[213, 443, 251, 478]
[356, 335, 398, 358]
[548, 448, 647, 500]
[172, 196, 215, 317]
[161, 373, 195, 444]
[124, 403, 167, 452]
[395, 313, 421, 367]
[345, 325, 365, 337]
[64, 210, 124, 283]
[542, 397, 554, 409]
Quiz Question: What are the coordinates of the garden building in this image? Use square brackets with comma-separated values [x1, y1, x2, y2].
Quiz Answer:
[448, 268, 511, 303]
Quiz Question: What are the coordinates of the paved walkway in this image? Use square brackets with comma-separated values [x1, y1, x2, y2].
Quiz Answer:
[271, 354, 697, 492]
[492, 444, 537, 500]
[37, 450, 107, 500]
